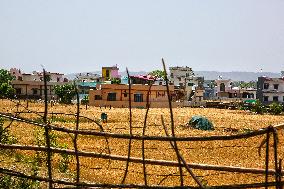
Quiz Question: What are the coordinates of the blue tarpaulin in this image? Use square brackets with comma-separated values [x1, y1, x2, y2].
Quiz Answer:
[188, 116, 214, 131]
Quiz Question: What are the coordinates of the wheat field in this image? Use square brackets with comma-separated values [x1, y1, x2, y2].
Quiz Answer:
[1, 99, 284, 187]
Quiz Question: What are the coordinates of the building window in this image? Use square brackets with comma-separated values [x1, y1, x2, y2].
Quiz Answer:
[263, 96, 269, 102]
[106, 70, 110, 78]
[220, 83, 225, 92]
[274, 84, 279, 90]
[107, 92, 116, 101]
[15, 88, 21, 95]
[170, 73, 173, 78]
[273, 96, 279, 102]
[178, 77, 181, 81]
[264, 83, 269, 89]
[134, 94, 143, 102]
[122, 90, 128, 97]
[188, 83, 194, 86]
[186, 73, 189, 77]
[32, 88, 38, 95]
[95, 95, 102, 100]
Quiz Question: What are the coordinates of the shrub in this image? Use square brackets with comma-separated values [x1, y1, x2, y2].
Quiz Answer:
[0, 175, 40, 189]
[81, 95, 89, 105]
[0, 117, 17, 144]
[251, 100, 266, 115]
[269, 102, 283, 115]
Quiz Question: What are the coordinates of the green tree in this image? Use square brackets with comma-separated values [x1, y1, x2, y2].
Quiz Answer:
[111, 78, 121, 84]
[54, 84, 76, 104]
[148, 70, 166, 79]
[0, 69, 15, 98]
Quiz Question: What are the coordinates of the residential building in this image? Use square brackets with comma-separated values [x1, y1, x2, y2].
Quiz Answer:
[89, 84, 177, 108]
[203, 80, 216, 100]
[129, 75, 155, 85]
[169, 66, 195, 87]
[169, 66, 204, 101]
[10, 68, 69, 100]
[76, 72, 100, 82]
[215, 79, 256, 99]
[102, 65, 120, 81]
[75, 72, 101, 99]
[257, 76, 284, 104]
[11, 80, 68, 100]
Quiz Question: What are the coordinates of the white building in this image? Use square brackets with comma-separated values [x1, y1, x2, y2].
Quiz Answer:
[169, 66, 204, 101]
[257, 75, 284, 104]
[76, 72, 100, 82]
[10, 68, 67, 82]
[9, 68, 69, 100]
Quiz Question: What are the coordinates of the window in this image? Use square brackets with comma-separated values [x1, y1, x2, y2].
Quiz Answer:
[274, 84, 279, 90]
[106, 70, 110, 78]
[170, 73, 173, 77]
[178, 77, 181, 81]
[186, 73, 189, 77]
[32, 88, 38, 95]
[123, 90, 128, 97]
[220, 83, 225, 92]
[159, 82, 163, 85]
[15, 88, 21, 95]
[263, 96, 269, 102]
[273, 96, 279, 102]
[107, 92, 116, 101]
[188, 83, 194, 86]
[95, 95, 102, 100]
[134, 94, 143, 102]
[264, 83, 269, 89]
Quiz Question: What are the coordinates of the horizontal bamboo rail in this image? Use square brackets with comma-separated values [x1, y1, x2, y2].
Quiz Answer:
[0, 167, 283, 189]
[0, 112, 275, 141]
[0, 143, 280, 175]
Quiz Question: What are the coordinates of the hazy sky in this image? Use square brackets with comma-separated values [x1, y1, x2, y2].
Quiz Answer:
[0, 0, 284, 74]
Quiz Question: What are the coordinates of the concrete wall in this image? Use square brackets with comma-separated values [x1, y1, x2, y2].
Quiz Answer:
[89, 84, 177, 108]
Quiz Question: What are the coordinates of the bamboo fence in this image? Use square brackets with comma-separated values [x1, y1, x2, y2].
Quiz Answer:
[0, 63, 284, 188]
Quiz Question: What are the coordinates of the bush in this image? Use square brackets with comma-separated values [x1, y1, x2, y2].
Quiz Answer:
[251, 100, 267, 115]
[0, 117, 17, 144]
[0, 175, 40, 189]
[269, 102, 283, 115]
[81, 95, 89, 105]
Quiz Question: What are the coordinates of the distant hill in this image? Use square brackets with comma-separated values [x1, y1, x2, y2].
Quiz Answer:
[195, 71, 281, 81]
[67, 71, 281, 82]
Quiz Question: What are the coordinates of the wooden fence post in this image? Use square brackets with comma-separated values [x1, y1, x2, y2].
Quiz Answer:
[265, 128, 271, 189]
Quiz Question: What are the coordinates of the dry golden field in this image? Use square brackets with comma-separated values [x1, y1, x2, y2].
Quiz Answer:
[1, 99, 284, 187]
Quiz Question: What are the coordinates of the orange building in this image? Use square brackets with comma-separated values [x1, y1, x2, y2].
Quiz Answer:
[89, 84, 178, 108]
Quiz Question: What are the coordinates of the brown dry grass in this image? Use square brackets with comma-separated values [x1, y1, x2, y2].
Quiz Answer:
[1, 99, 284, 187]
